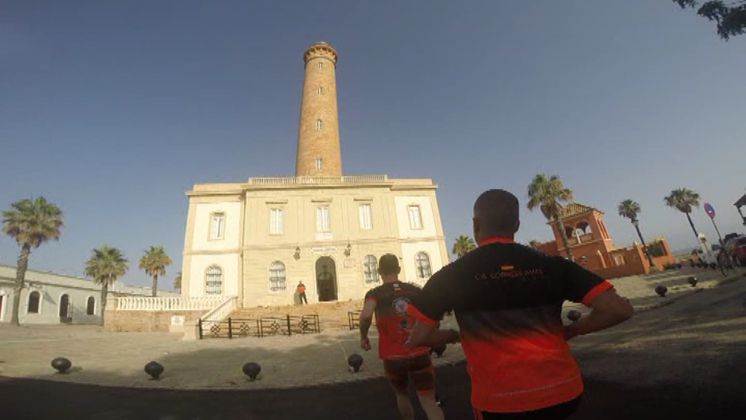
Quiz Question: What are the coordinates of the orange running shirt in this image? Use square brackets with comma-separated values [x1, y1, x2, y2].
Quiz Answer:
[408, 237, 612, 413]
[364, 281, 431, 361]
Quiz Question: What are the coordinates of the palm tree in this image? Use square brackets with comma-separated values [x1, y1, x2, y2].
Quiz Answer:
[527, 174, 575, 260]
[618, 199, 656, 269]
[452, 235, 476, 258]
[174, 271, 182, 292]
[139, 246, 172, 297]
[664, 188, 701, 242]
[85, 246, 128, 326]
[2, 197, 63, 326]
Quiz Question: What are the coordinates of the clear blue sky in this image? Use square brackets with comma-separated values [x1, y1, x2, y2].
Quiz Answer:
[1, 1, 744, 288]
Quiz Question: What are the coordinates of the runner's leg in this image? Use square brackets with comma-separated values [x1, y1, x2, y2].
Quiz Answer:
[410, 355, 444, 420]
[384, 359, 414, 420]
[394, 392, 415, 420]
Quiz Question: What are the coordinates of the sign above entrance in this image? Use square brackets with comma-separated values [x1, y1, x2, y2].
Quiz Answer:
[704, 202, 715, 219]
[312, 246, 337, 255]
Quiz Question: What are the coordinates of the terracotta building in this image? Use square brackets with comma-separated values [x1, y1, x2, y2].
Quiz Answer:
[535, 203, 675, 278]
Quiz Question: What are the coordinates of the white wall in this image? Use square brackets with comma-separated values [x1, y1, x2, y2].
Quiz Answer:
[394, 196, 437, 239]
[400, 241, 445, 286]
[191, 202, 242, 251]
[0, 283, 101, 325]
[188, 253, 240, 297]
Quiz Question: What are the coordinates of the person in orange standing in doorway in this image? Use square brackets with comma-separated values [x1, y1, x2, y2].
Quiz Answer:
[406, 189, 634, 420]
[297, 281, 308, 304]
[359, 254, 457, 420]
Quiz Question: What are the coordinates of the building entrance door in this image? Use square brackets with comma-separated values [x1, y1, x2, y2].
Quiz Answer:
[59, 294, 72, 323]
[315, 257, 338, 302]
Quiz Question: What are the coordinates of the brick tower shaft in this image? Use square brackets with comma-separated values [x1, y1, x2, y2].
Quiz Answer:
[295, 42, 342, 177]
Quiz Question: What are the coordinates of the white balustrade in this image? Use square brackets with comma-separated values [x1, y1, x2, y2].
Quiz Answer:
[248, 175, 387, 185]
[115, 295, 229, 312]
[201, 296, 238, 322]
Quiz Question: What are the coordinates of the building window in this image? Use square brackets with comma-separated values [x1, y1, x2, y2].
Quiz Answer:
[27, 291, 40, 314]
[317, 86, 324, 95]
[270, 208, 284, 235]
[316, 206, 330, 233]
[415, 252, 432, 279]
[315, 119, 323, 130]
[363, 255, 378, 283]
[408, 205, 423, 230]
[317, 61, 323, 70]
[205, 265, 223, 295]
[315, 158, 323, 171]
[359, 204, 372, 230]
[269, 261, 287, 291]
[86, 297, 95, 315]
[209, 212, 226, 240]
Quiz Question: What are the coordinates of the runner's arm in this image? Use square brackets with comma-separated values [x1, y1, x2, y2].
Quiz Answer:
[406, 321, 459, 348]
[359, 299, 376, 350]
[564, 289, 633, 340]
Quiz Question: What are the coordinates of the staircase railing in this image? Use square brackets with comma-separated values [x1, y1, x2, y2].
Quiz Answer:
[198, 295, 239, 335]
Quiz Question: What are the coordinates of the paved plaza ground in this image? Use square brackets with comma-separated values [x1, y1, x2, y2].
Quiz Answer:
[1, 267, 745, 419]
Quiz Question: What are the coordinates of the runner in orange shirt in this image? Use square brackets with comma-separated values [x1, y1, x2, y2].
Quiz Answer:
[406, 189, 633, 419]
[296, 281, 308, 304]
[359, 254, 456, 420]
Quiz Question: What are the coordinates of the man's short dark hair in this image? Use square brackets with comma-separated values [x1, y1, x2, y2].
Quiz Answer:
[474, 189, 520, 235]
[378, 254, 401, 275]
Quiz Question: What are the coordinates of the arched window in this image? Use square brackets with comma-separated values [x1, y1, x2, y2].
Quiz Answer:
[415, 252, 432, 279]
[564, 226, 575, 239]
[205, 266, 223, 295]
[315, 119, 323, 130]
[86, 296, 95, 315]
[576, 221, 590, 235]
[269, 261, 286, 291]
[363, 255, 378, 283]
[27, 291, 40, 314]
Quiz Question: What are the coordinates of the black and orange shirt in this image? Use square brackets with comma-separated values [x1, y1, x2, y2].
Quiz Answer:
[408, 237, 613, 413]
[364, 281, 431, 361]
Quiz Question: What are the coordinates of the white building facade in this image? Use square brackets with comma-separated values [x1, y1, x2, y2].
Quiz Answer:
[180, 176, 449, 308]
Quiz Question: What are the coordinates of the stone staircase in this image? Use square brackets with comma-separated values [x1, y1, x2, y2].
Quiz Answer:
[227, 299, 364, 332]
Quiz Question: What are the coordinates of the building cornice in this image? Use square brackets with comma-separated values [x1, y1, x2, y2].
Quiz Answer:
[186, 176, 438, 197]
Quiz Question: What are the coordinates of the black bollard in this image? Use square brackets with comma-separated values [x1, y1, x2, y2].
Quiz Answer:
[242, 362, 261, 381]
[348, 354, 363, 373]
[144, 361, 164, 380]
[567, 310, 582, 322]
[655, 285, 668, 297]
[688, 276, 698, 287]
[51, 357, 71, 374]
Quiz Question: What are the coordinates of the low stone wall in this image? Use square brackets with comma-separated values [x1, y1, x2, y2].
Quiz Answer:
[595, 264, 645, 280]
[104, 309, 206, 333]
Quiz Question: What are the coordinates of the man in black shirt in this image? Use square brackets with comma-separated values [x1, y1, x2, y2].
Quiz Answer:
[406, 189, 633, 419]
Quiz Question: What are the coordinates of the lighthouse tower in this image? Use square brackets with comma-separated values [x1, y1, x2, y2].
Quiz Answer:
[295, 42, 343, 177]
